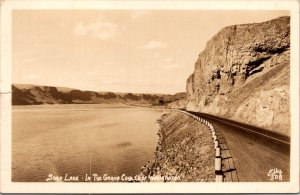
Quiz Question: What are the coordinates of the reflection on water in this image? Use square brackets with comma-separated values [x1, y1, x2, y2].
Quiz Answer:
[12, 104, 163, 182]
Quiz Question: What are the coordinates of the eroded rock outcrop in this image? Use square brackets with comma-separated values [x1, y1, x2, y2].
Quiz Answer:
[186, 16, 290, 135]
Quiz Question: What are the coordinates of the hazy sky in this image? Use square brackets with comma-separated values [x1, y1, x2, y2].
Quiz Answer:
[13, 10, 289, 94]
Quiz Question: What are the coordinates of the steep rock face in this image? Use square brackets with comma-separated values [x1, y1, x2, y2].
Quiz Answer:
[186, 16, 290, 135]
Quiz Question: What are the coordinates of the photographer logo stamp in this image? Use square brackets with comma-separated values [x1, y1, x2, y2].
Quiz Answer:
[267, 168, 283, 181]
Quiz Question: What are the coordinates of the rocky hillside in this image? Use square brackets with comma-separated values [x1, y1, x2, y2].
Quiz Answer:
[165, 92, 186, 109]
[140, 111, 215, 182]
[186, 16, 290, 135]
[12, 84, 185, 107]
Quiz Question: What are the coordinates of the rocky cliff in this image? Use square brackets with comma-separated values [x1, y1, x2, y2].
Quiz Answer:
[186, 16, 290, 136]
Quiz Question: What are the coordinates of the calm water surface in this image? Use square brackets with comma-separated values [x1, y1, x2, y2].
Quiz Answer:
[12, 104, 163, 182]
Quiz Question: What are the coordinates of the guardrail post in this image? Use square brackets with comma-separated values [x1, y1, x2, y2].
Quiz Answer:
[213, 135, 217, 141]
[214, 140, 219, 149]
[216, 174, 223, 182]
[215, 156, 223, 182]
[215, 157, 221, 171]
[215, 146, 221, 157]
[215, 156, 222, 172]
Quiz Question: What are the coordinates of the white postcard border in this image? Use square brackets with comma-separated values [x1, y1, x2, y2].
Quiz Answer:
[0, 0, 299, 193]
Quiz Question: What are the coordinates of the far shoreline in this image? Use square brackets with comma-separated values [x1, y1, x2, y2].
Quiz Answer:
[11, 102, 171, 111]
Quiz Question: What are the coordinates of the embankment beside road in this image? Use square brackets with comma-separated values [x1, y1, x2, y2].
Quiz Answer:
[140, 111, 215, 182]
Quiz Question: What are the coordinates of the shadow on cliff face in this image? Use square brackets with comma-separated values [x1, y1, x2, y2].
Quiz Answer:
[185, 16, 290, 135]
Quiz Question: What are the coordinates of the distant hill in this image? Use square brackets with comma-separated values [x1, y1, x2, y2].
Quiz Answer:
[12, 84, 186, 108]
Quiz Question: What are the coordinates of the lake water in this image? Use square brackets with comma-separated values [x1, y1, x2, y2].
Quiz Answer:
[12, 104, 163, 182]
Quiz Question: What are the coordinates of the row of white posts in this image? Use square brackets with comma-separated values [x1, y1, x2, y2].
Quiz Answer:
[174, 109, 223, 182]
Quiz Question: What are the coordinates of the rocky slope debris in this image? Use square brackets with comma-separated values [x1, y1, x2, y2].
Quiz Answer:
[186, 16, 290, 135]
[140, 111, 215, 182]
